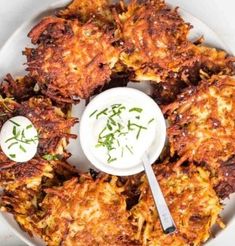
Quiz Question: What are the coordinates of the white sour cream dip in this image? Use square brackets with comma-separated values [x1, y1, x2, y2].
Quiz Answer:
[0, 116, 39, 162]
[80, 88, 166, 176]
[89, 102, 156, 165]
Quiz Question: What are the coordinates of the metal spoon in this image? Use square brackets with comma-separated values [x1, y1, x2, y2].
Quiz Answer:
[142, 152, 176, 234]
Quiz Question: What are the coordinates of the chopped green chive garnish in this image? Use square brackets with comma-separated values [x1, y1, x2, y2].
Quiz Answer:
[148, 118, 155, 124]
[98, 127, 107, 139]
[21, 129, 26, 140]
[19, 144, 26, 153]
[107, 122, 113, 131]
[117, 139, 120, 147]
[126, 145, 133, 154]
[129, 107, 143, 113]
[43, 154, 59, 161]
[109, 117, 116, 126]
[128, 120, 134, 131]
[136, 126, 147, 139]
[111, 104, 122, 108]
[9, 154, 16, 158]
[5, 137, 15, 143]
[96, 108, 108, 119]
[8, 142, 18, 149]
[26, 124, 33, 129]
[9, 120, 20, 127]
[12, 126, 17, 135]
[93, 104, 153, 163]
[107, 157, 117, 163]
[89, 109, 98, 117]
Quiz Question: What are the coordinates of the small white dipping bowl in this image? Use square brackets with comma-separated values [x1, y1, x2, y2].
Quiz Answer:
[79, 87, 166, 176]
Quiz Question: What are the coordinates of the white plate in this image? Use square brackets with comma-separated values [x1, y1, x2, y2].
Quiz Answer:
[0, 0, 234, 245]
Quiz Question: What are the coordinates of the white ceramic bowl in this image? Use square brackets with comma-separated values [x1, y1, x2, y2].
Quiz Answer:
[79, 87, 166, 176]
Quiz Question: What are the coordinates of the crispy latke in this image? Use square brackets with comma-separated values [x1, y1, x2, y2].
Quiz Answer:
[118, 0, 190, 80]
[117, 0, 234, 104]
[131, 163, 223, 246]
[24, 17, 120, 102]
[0, 159, 79, 236]
[0, 156, 54, 235]
[36, 175, 139, 246]
[164, 75, 235, 166]
[0, 154, 53, 190]
[164, 75, 235, 197]
[0, 94, 78, 235]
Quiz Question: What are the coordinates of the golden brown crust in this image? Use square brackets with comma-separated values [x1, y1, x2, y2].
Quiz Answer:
[37, 176, 139, 246]
[0, 97, 20, 128]
[0, 74, 37, 101]
[0, 159, 80, 237]
[118, 0, 192, 81]
[131, 163, 223, 246]
[0, 96, 77, 162]
[0, 155, 53, 189]
[10, 162, 222, 246]
[0, 96, 77, 157]
[25, 17, 120, 102]
[214, 155, 235, 199]
[117, 0, 234, 104]
[57, 0, 115, 27]
[164, 75, 235, 166]
[17, 97, 78, 155]
[164, 75, 235, 197]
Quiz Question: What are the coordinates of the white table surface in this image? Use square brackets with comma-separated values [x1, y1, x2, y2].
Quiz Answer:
[0, 0, 235, 245]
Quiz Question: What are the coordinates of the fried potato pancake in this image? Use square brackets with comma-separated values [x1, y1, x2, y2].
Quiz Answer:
[0, 159, 79, 236]
[37, 175, 139, 246]
[164, 75, 235, 166]
[117, 0, 234, 104]
[24, 17, 120, 102]
[118, 0, 191, 80]
[164, 75, 235, 197]
[0, 156, 54, 235]
[152, 45, 235, 105]
[131, 163, 223, 246]
[10, 163, 223, 246]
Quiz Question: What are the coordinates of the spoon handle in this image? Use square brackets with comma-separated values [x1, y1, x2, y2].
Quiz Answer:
[142, 153, 176, 234]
